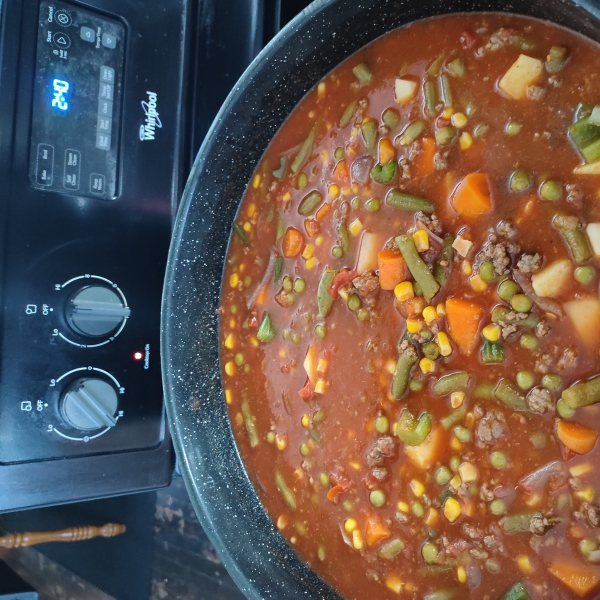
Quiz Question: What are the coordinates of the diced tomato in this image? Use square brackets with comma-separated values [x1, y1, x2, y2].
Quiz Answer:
[248, 310, 259, 328]
[326, 484, 347, 504]
[436, 117, 451, 128]
[329, 270, 359, 298]
[298, 380, 314, 400]
[460, 29, 476, 48]
[304, 218, 319, 237]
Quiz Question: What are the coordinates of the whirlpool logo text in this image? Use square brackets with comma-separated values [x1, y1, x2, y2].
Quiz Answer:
[139, 91, 162, 141]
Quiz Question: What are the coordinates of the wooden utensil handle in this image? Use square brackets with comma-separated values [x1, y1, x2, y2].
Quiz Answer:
[0, 523, 126, 548]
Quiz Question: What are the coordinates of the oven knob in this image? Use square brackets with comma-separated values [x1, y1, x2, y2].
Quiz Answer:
[60, 378, 118, 431]
[66, 285, 130, 337]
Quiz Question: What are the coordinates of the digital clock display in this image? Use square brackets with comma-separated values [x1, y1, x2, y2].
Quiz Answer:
[51, 78, 70, 111]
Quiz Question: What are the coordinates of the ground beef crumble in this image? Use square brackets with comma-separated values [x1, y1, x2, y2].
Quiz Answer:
[535, 320, 550, 337]
[582, 503, 600, 527]
[477, 233, 521, 276]
[526, 387, 554, 414]
[558, 347, 578, 370]
[352, 271, 379, 299]
[476, 411, 508, 447]
[517, 253, 542, 273]
[415, 212, 442, 236]
[529, 514, 552, 535]
[366, 436, 396, 468]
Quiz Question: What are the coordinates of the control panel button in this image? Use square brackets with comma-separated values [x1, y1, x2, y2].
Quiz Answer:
[101, 33, 116, 49]
[64, 149, 81, 190]
[90, 174, 106, 195]
[52, 32, 71, 49]
[55, 11, 72, 27]
[98, 98, 113, 118]
[36, 143, 54, 186]
[80, 26, 95, 43]
[97, 116, 111, 133]
[99, 65, 115, 83]
[60, 378, 118, 431]
[99, 82, 114, 102]
[66, 285, 130, 337]
[95, 133, 111, 151]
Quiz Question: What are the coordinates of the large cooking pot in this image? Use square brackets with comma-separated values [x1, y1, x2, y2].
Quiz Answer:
[162, 0, 600, 598]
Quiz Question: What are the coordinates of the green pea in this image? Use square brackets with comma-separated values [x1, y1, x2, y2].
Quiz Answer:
[411, 501, 424, 517]
[485, 558, 501, 574]
[539, 180, 562, 201]
[530, 432, 547, 449]
[557, 398, 575, 419]
[282, 329, 290, 340]
[334, 147, 344, 160]
[454, 426, 472, 443]
[579, 538, 598, 557]
[505, 121, 521, 136]
[479, 261, 496, 282]
[575, 265, 596, 285]
[243, 363, 250, 373]
[230, 305, 238, 314]
[267, 431, 276, 443]
[510, 293, 533, 313]
[435, 466, 452, 485]
[420, 329, 433, 341]
[315, 324, 326, 339]
[351, 196, 361, 210]
[348, 294, 361, 311]
[516, 370, 535, 391]
[421, 542, 439, 564]
[409, 379, 424, 392]
[300, 443, 310, 456]
[293, 278, 306, 293]
[422, 342, 440, 361]
[370, 490, 386, 507]
[490, 499, 506, 515]
[375, 415, 389, 434]
[357, 308, 370, 321]
[291, 333, 300, 344]
[491, 306, 511, 323]
[366, 198, 381, 212]
[282, 275, 293, 292]
[234, 353, 245, 366]
[510, 168, 532, 193]
[297, 172, 308, 189]
[332, 245, 343, 259]
[542, 373, 562, 391]
[498, 279, 519, 302]
[449, 455, 461, 472]
[490, 451, 508, 469]
[520, 333, 538, 351]
[474, 123, 490, 138]
[343, 500, 354, 512]
[319, 473, 329, 486]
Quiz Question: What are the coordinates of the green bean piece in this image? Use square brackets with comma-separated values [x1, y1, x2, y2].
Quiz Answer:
[447, 57, 466, 78]
[396, 234, 440, 301]
[396, 409, 432, 446]
[590, 105, 600, 125]
[378, 538, 405, 560]
[233, 223, 251, 247]
[398, 120, 426, 146]
[474, 123, 490, 138]
[370, 489, 386, 507]
[473, 381, 495, 399]
[424, 592, 456, 600]
[338, 223, 350, 254]
[317, 269, 337, 318]
[439, 74, 452, 107]
[433, 371, 470, 396]
[427, 54, 444, 77]
[274, 256, 284, 284]
[562, 375, 600, 408]
[383, 107, 401, 128]
[272, 157, 287, 179]
[516, 371, 535, 391]
[520, 333, 538, 350]
[424, 81, 437, 116]
[433, 234, 455, 288]
[575, 265, 596, 285]
[440, 404, 467, 430]
[257, 312, 276, 343]
[542, 373, 562, 391]
[298, 190, 323, 216]
[498, 279, 519, 302]
[501, 512, 539, 535]
[490, 451, 508, 469]
[297, 172, 308, 189]
[510, 294, 533, 313]
[505, 121, 521, 136]
[500, 582, 531, 600]
[409, 379, 424, 392]
[481, 341, 505, 364]
[365, 198, 381, 212]
[553, 216, 592, 264]
[422, 542, 439, 564]
[339, 101, 358, 128]
[241, 396, 259, 448]
[291, 127, 316, 174]
[494, 378, 527, 411]
[392, 350, 419, 399]
[348, 294, 361, 311]
[334, 146, 344, 160]
[274, 470, 297, 511]
[545, 45, 568, 74]
[361, 119, 378, 150]
[576, 103, 593, 121]
[490, 499, 507, 515]
[371, 161, 397, 184]
[454, 425, 472, 443]
[479, 261, 495, 282]
[539, 180, 562, 201]
[435, 126, 457, 145]
[423, 342, 440, 361]
[569, 117, 600, 154]
[387, 189, 435, 213]
[332, 246, 343, 259]
[353, 63, 372, 83]
[582, 137, 600, 163]
[510, 169, 532, 193]
[557, 398, 575, 418]
[413, 282, 423, 296]
[435, 466, 452, 485]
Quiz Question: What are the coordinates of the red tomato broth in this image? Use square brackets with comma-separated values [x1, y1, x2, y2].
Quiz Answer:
[219, 13, 600, 600]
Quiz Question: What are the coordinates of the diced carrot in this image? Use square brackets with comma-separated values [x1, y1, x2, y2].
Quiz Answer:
[445, 297, 483, 355]
[450, 173, 492, 217]
[379, 138, 396, 165]
[405, 426, 443, 470]
[282, 227, 304, 257]
[444, 172, 459, 198]
[549, 560, 600, 597]
[254, 286, 267, 306]
[304, 219, 319, 237]
[365, 516, 391, 547]
[316, 202, 331, 222]
[327, 484, 346, 504]
[413, 138, 435, 178]
[333, 160, 349, 182]
[557, 420, 599, 455]
[377, 249, 408, 290]
[298, 380, 314, 401]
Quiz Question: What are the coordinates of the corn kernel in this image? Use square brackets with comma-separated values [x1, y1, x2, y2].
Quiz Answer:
[394, 281, 414, 302]
[451, 112, 468, 128]
[328, 184, 339, 198]
[461, 260, 473, 277]
[425, 508, 439, 527]
[306, 257, 317, 270]
[436, 332, 452, 357]
[442, 107, 454, 119]
[243, 222, 251, 233]
[457, 566, 467, 583]
[302, 244, 314, 260]
[524, 493, 542, 507]
[315, 235, 324, 246]
[278, 349, 286, 358]
[318, 81, 326, 97]
[517, 555, 535, 574]
[224, 361, 236, 376]
[465, 412, 475, 428]
[450, 391, 465, 408]
[482, 323, 501, 342]
[352, 184, 358, 193]
[348, 461, 362, 470]
[342, 186, 351, 197]
[420, 357, 435, 374]
[453, 235, 473, 258]
[570, 464, 593, 478]
[235, 412, 243, 426]
[576, 487, 595, 502]
[470, 274, 488, 292]
[436, 302, 446, 316]
[352, 529, 363, 550]
[225, 389, 233, 405]
[229, 318, 236, 329]
[282, 191, 291, 202]
[314, 379, 327, 394]
[449, 474, 462, 491]
[229, 273, 239, 288]
[238, 263, 245, 273]
[224, 333, 235, 349]
[301, 414, 310, 428]
[444, 497, 462, 523]
[451, 436, 462, 451]
[275, 433, 287, 450]
[385, 575, 403, 595]
[308, 110, 315, 119]
[344, 518, 358, 533]
[459, 131, 473, 150]
[459, 462, 478, 483]
[413, 229, 430, 252]
[252, 174, 261, 188]
[397, 501, 410, 513]
[407, 318, 423, 334]
[277, 515, 288, 530]
[294, 469, 304, 482]
[422, 306, 438, 325]
[250, 336, 259, 348]
[349, 218, 363, 236]
[410, 479, 425, 497]
[247, 203, 256, 217]
[385, 359, 397, 374]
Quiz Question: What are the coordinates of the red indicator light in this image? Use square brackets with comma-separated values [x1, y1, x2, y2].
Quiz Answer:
[133, 351, 143, 360]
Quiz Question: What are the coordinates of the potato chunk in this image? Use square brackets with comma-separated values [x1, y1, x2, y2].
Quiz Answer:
[356, 231, 381, 274]
[587, 223, 600, 257]
[575, 160, 600, 175]
[531, 259, 572, 297]
[498, 54, 543, 99]
[394, 77, 418, 106]
[564, 298, 600, 348]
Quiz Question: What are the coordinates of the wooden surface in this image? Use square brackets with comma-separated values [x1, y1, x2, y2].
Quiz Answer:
[0, 523, 126, 548]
